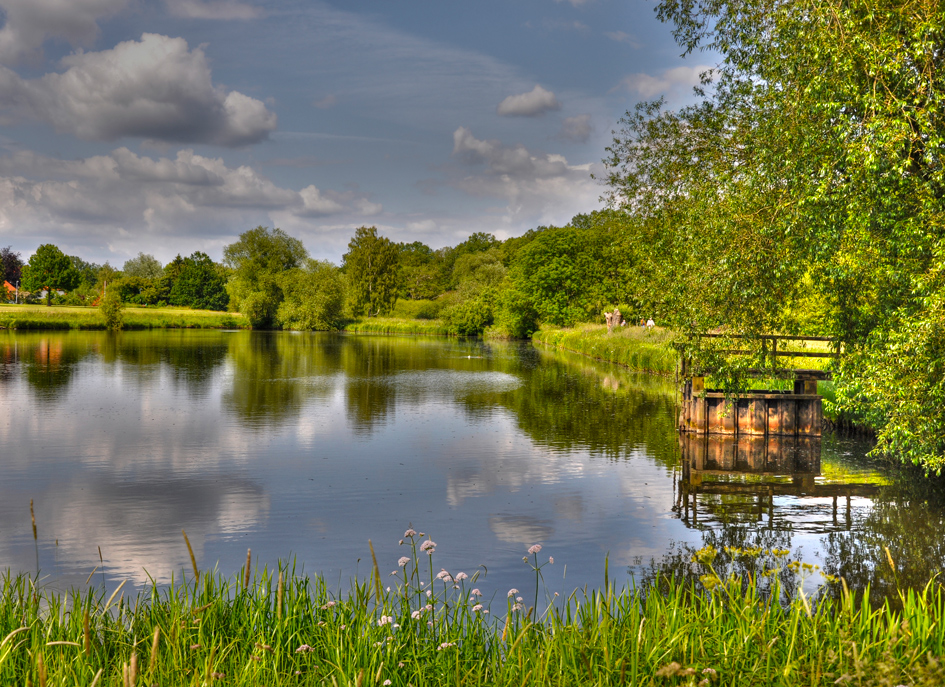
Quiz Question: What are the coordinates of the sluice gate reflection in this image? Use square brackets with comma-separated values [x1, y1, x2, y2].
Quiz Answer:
[675, 434, 881, 530]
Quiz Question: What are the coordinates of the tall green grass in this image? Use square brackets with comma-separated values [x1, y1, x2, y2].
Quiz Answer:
[343, 317, 450, 336]
[533, 324, 678, 375]
[4, 534, 944, 685]
[0, 305, 248, 330]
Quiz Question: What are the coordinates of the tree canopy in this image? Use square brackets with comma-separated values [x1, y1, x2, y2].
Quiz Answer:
[21, 244, 81, 306]
[602, 0, 945, 470]
[343, 226, 399, 317]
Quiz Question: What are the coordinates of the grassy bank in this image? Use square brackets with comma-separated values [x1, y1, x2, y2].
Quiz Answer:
[0, 304, 248, 330]
[342, 317, 450, 336]
[3, 540, 945, 686]
[533, 324, 678, 375]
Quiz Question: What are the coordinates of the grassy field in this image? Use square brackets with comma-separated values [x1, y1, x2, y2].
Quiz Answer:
[0, 304, 248, 330]
[532, 324, 678, 376]
[3, 538, 944, 686]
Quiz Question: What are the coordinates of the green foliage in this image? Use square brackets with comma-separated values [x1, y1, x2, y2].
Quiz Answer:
[508, 221, 629, 327]
[602, 0, 945, 470]
[276, 260, 346, 330]
[224, 226, 308, 328]
[442, 290, 495, 336]
[170, 252, 228, 311]
[122, 252, 163, 279]
[99, 289, 124, 330]
[21, 244, 81, 306]
[4, 547, 945, 686]
[397, 241, 443, 300]
[343, 226, 400, 316]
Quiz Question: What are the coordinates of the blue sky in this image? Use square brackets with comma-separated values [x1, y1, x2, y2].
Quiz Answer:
[0, 0, 712, 265]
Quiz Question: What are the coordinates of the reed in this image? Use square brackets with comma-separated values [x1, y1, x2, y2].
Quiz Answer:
[0, 304, 248, 330]
[342, 317, 451, 336]
[1, 538, 944, 685]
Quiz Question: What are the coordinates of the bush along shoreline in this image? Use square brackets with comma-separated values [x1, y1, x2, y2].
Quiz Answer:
[3, 531, 945, 686]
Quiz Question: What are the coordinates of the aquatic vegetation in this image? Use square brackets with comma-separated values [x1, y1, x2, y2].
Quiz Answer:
[3, 529, 945, 685]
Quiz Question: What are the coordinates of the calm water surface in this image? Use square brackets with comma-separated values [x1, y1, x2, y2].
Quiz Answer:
[1, 330, 944, 603]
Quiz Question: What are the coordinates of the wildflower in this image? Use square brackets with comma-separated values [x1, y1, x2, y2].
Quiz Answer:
[340, 625, 346, 630]
[384, 681, 392, 686]
[317, 621, 326, 627]
[437, 642, 456, 650]
[398, 556, 410, 567]
[404, 529, 417, 538]
[378, 615, 393, 626]
[411, 610, 422, 620]
[190, 644, 202, 650]
[549, 557, 554, 564]
[516, 596, 523, 602]
[472, 604, 483, 612]
[250, 655, 262, 662]
[420, 540, 436, 554]
[699, 681, 709, 687]
[390, 571, 398, 576]
[256, 643, 273, 653]
[399, 539, 404, 545]
[528, 544, 542, 555]
[471, 588, 482, 597]
[436, 569, 452, 581]
[398, 662, 405, 668]
[295, 671, 302, 676]
[427, 621, 434, 627]
[426, 590, 432, 598]
[455, 572, 468, 581]
[419, 532, 425, 537]
[424, 604, 433, 612]
[375, 641, 384, 648]
[295, 645, 314, 653]
[212, 673, 225, 679]
[702, 668, 717, 676]
[393, 624, 400, 629]
[511, 603, 524, 612]
[507, 588, 519, 597]
[387, 586, 391, 592]
[321, 601, 337, 609]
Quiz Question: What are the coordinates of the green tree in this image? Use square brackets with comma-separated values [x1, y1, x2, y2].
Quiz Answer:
[21, 244, 81, 306]
[170, 252, 229, 311]
[397, 241, 444, 300]
[223, 226, 308, 328]
[604, 0, 945, 470]
[100, 288, 124, 330]
[342, 226, 400, 316]
[277, 260, 346, 330]
[123, 252, 163, 279]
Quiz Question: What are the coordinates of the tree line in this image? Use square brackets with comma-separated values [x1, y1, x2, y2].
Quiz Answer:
[0, 210, 653, 337]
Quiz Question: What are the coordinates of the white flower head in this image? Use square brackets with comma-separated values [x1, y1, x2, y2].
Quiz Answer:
[398, 556, 410, 568]
[507, 588, 519, 598]
[528, 544, 542, 555]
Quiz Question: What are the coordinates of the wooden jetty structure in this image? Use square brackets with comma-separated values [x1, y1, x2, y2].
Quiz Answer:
[678, 334, 834, 437]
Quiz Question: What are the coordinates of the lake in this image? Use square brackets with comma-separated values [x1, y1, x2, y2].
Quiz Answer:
[1, 330, 943, 604]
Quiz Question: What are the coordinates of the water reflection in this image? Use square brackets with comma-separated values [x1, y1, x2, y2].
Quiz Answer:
[0, 330, 944, 603]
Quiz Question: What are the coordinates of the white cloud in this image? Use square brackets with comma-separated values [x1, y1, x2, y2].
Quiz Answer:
[165, 0, 262, 19]
[0, 0, 127, 64]
[554, 0, 594, 6]
[450, 126, 600, 226]
[0, 33, 277, 146]
[496, 85, 561, 117]
[603, 31, 640, 48]
[557, 114, 593, 143]
[616, 64, 714, 100]
[0, 147, 380, 259]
